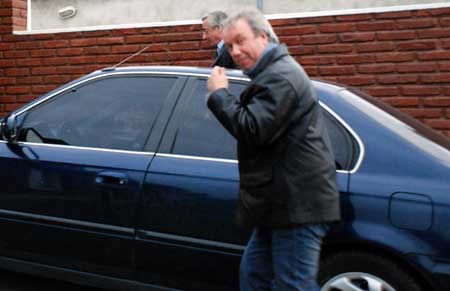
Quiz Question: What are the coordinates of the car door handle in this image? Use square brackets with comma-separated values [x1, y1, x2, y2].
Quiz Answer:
[95, 172, 128, 187]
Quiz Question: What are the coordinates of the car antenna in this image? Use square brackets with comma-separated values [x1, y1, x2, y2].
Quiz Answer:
[102, 45, 151, 71]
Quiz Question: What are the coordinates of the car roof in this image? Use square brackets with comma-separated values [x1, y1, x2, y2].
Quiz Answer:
[87, 65, 348, 93]
[96, 65, 247, 78]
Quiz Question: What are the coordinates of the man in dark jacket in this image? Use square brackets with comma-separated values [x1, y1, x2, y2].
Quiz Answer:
[202, 11, 238, 69]
[207, 8, 340, 291]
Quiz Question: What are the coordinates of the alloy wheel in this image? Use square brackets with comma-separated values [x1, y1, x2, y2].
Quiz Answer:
[321, 272, 396, 291]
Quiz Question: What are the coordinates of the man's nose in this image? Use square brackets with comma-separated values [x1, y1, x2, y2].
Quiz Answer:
[230, 45, 241, 57]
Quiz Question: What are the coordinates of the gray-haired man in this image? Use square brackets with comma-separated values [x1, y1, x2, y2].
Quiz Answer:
[207, 8, 340, 291]
[202, 11, 238, 69]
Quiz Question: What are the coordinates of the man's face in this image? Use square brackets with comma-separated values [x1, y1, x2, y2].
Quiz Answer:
[202, 19, 222, 46]
[223, 19, 269, 70]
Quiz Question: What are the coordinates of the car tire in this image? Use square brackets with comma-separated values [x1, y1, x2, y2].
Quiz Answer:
[318, 251, 424, 291]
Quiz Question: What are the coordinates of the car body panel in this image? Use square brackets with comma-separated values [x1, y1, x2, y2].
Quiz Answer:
[0, 141, 149, 278]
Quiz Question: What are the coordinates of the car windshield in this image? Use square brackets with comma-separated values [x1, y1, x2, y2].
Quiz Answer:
[347, 87, 450, 152]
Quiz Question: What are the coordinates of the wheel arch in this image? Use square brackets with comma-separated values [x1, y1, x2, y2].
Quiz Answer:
[320, 240, 436, 291]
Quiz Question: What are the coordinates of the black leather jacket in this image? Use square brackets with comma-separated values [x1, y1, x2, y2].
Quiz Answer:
[208, 44, 340, 228]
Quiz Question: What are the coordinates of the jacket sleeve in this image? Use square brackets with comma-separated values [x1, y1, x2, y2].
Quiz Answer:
[207, 75, 298, 148]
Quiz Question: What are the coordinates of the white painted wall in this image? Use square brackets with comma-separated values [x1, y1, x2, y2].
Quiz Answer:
[30, 0, 450, 30]
[30, 0, 255, 30]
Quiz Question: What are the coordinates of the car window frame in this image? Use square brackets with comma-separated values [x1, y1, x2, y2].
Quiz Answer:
[320, 104, 360, 171]
[13, 72, 188, 154]
[157, 77, 247, 161]
[157, 75, 364, 174]
[319, 101, 365, 174]
[158, 76, 242, 161]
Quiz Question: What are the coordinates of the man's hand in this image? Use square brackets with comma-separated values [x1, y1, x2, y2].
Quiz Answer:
[208, 66, 228, 93]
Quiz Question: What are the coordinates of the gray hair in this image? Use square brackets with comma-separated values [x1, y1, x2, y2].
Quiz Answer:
[202, 11, 228, 29]
[225, 8, 279, 43]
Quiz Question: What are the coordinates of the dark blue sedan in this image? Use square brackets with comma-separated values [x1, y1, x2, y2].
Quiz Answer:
[0, 66, 449, 291]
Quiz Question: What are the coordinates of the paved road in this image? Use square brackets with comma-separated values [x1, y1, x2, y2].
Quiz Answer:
[0, 270, 108, 291]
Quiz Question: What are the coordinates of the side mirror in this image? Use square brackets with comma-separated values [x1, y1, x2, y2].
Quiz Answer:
[1, 114, 19, 143]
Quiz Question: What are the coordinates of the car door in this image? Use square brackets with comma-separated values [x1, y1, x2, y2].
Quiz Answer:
[135, 77, 245, 290]
[135, 77, 352, 290]
[0, 73, 185, 280]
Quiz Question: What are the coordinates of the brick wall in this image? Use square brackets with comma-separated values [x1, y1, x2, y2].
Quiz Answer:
[1, 0, 450, 137]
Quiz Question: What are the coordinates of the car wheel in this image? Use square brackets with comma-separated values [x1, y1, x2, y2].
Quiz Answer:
[319, 251, 423, 291]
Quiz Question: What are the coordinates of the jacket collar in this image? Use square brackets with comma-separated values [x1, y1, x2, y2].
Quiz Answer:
[217, 40, 225, 54]
[244, 43, 289, 79]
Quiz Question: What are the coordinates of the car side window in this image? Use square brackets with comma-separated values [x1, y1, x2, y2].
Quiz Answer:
[162, 77, 358, 169]
[21, 75, 177, 151]
[320, 107, 359, 171]
[168, 79, 246, 160]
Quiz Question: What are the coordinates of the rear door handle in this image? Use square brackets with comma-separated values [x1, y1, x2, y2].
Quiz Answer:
[95, 172, 128, 187]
